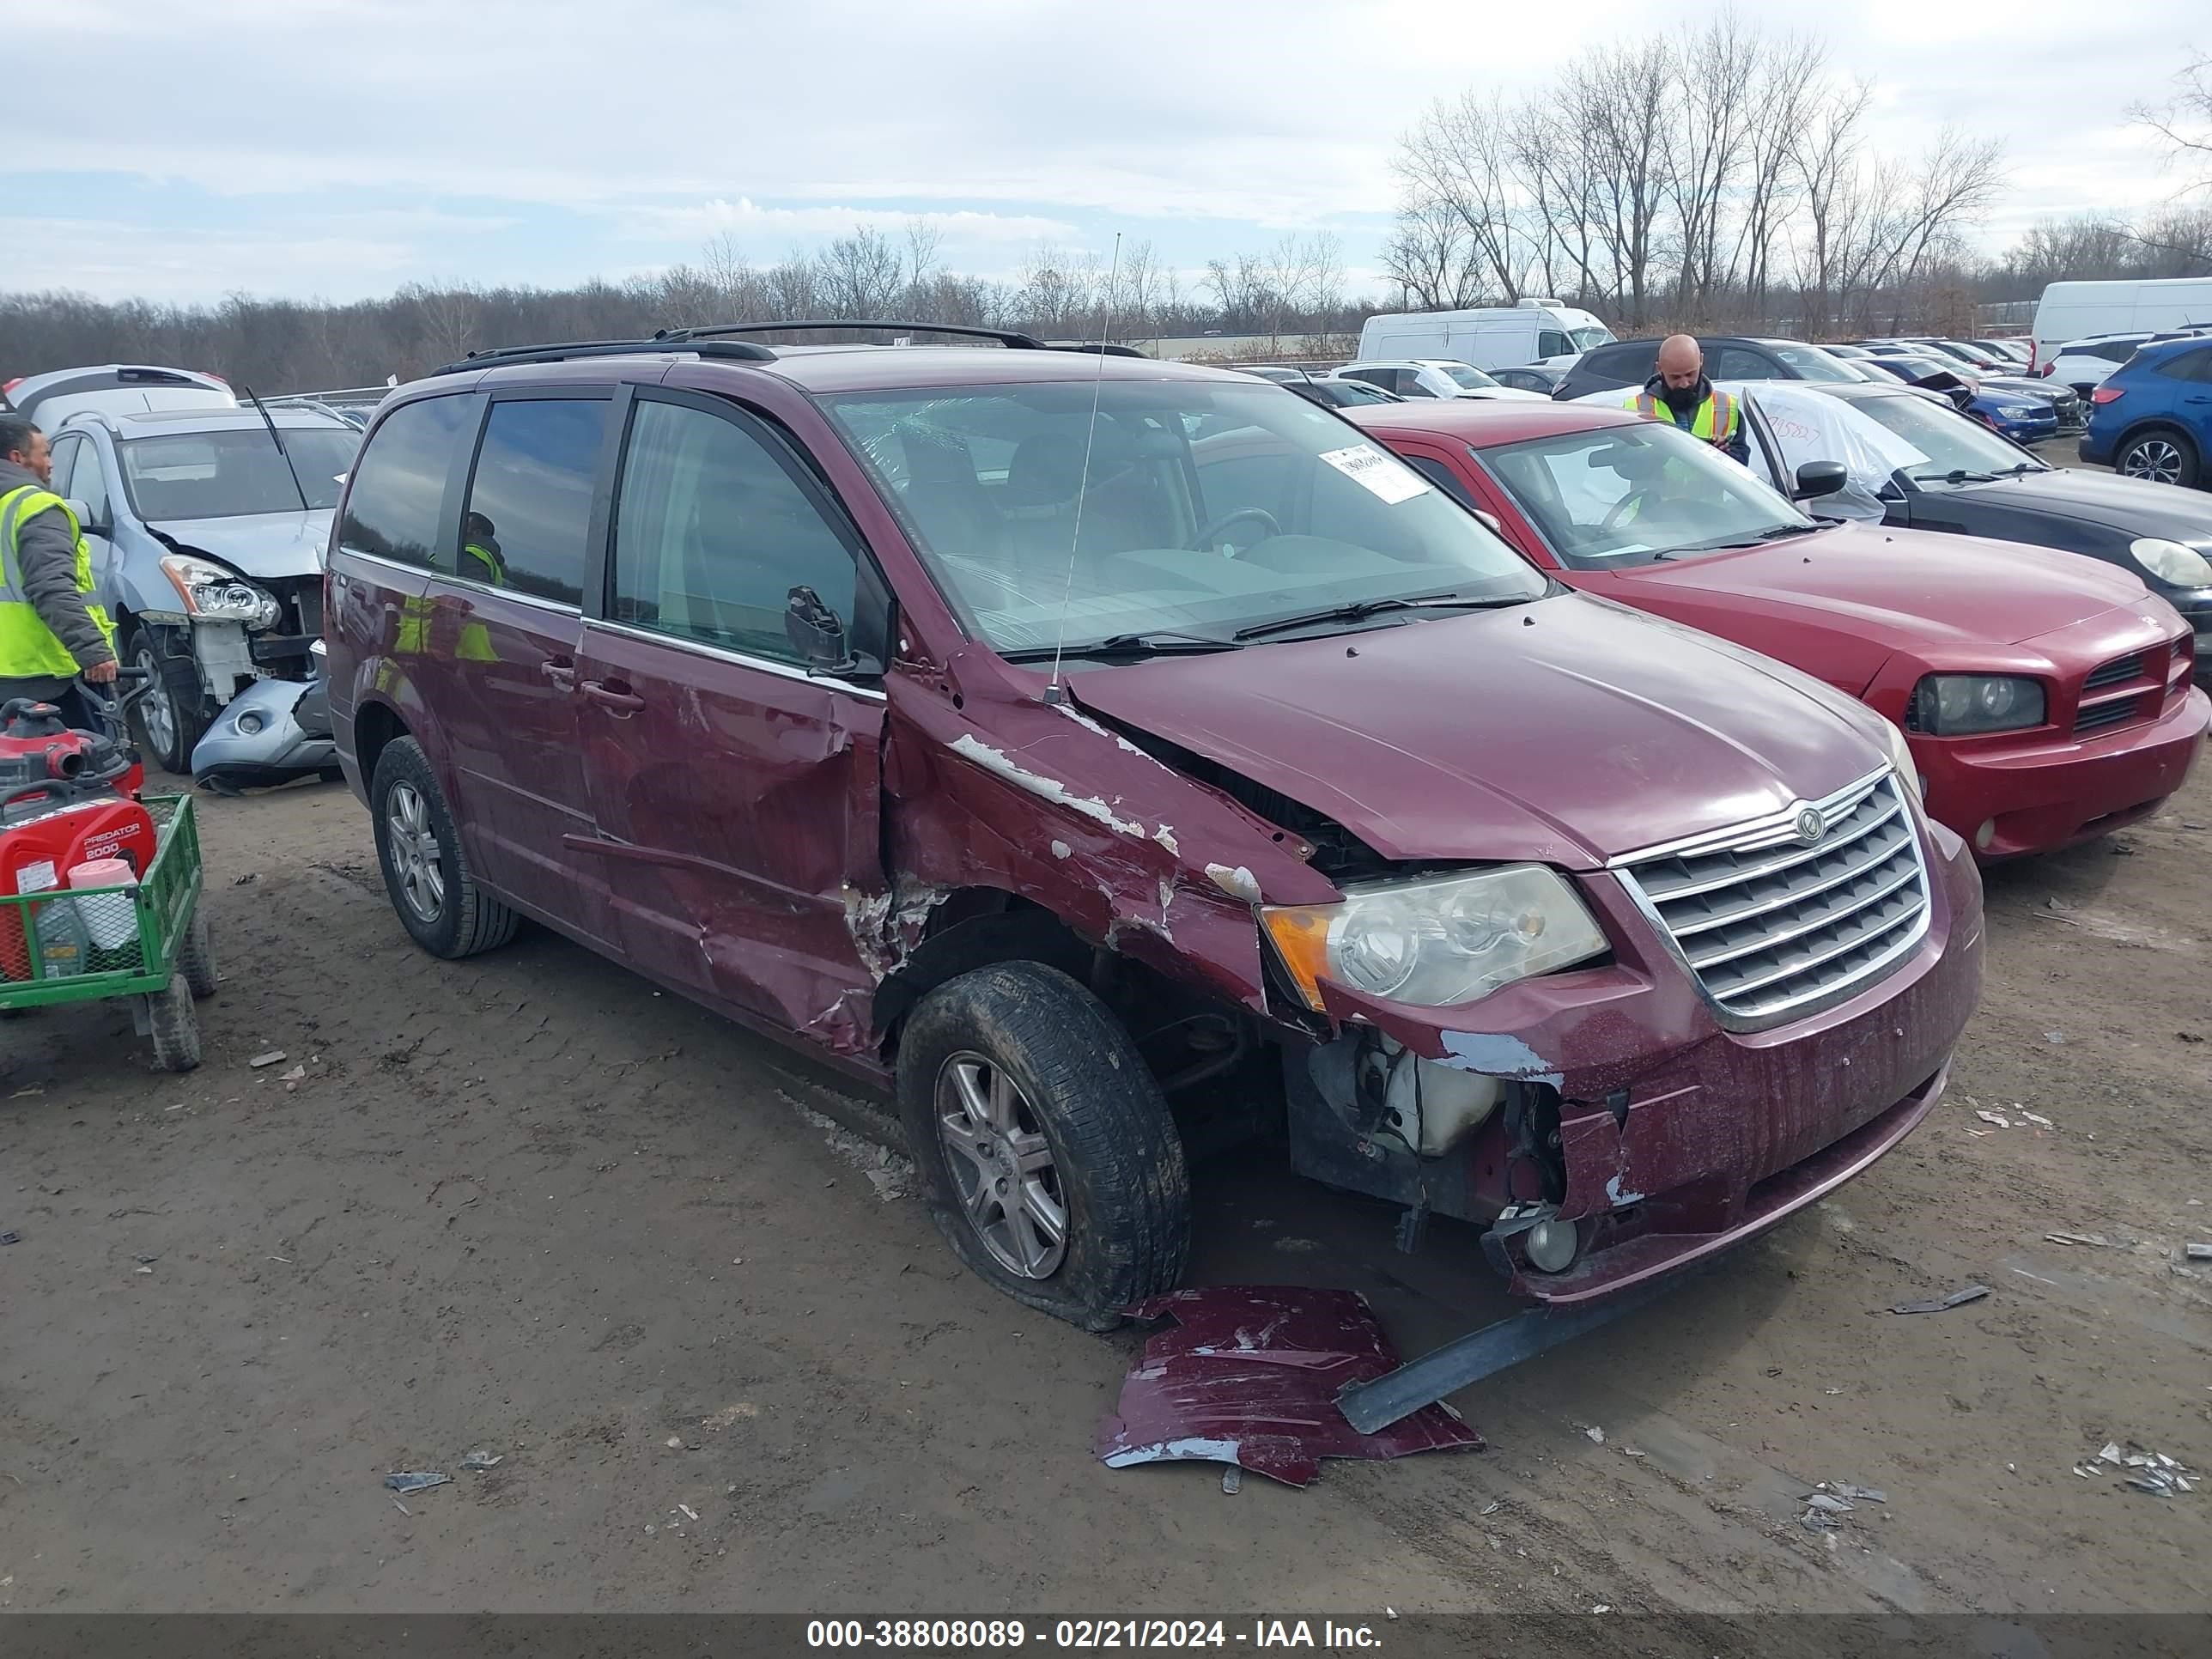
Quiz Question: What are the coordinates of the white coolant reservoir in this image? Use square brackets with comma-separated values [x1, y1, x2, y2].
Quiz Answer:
[1414, 1060, 1503, 1157]
[1378, 1038, 1506, 1157]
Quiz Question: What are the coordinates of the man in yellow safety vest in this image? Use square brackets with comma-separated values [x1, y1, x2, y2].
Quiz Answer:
[0, 414, 118, 730]
[1622, 335, 1749, 465]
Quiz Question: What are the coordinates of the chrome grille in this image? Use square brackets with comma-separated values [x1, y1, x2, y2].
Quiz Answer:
[1613, 771, 1929, 1026]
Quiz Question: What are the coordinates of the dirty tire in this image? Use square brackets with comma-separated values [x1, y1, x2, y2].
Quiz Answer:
[129, 627, 211, 776]
[177, 909, 218, 999]
[897, 962, 1190, 1330]
[369, 737, 519, 960]
[146, 974, 201, 1073]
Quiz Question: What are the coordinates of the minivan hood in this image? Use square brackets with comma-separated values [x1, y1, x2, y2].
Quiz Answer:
[1621, 520, 2148, 648]
[1955, 467, 2212, 542]
[1071, 592, 1886, 871]
[149, 510, 331, 580]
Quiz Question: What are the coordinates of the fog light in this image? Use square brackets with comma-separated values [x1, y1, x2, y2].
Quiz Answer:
[237, 711, 266, 736]
[1524, 1218, 1579, 1274]
[1973, 818, 1996, 852]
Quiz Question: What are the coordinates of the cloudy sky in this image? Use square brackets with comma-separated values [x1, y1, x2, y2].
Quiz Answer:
[6, 0, 2197, 306]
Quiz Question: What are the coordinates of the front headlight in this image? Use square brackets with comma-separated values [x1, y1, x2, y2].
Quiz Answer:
[1880, 719, 1924, 799]
[1910, 673, 2047, 735]
[2130, 538, 2212, 587]
[160, 555, 282, 631]
[1261, 866, 1608, 1011]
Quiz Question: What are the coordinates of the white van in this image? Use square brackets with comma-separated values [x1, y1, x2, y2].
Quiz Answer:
[1356, 301, 1614, 373]
[2, 364, 237, 428]
[2030, 279, 2212, 371]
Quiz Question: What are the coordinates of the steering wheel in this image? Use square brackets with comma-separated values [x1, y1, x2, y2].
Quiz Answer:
[1191, 507, 1282, 556]
[1600, 488, 1654, 534]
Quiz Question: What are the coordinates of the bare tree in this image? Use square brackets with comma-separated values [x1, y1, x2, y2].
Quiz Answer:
[1662, 15, 1753, 316]
[399, 280, 483, 364]
[902, 218, 943, 312]
[2132, 52, 2212, 192]
[1379, 197, 1487, 309]
[1395, 90, 1534, 301]
[1729, 32, 1824, 315]
[817, 227, 905, 317]
[1789, 78, 1875, 336]
[700, 234, 750, 311]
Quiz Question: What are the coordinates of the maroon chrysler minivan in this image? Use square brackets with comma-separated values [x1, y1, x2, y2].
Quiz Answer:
[325, 325, 1984, 1328]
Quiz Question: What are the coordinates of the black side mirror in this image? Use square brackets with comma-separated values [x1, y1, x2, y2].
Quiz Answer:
[785, 585, 854, 674]
[1793, 460, 1849, 501]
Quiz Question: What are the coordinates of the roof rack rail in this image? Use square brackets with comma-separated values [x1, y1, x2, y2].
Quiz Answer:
[669, 319, 1053, 349]
[428, 337, 779, 377]
[670, 319, 1145, 356]
[428, 319, 1147, 380]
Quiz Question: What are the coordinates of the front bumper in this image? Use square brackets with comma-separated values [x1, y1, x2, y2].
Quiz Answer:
[191, 674, 336, 790]
[1289, 816, 1984, 1304]
[1914, 684, 2209, 860]
[1984, 408, 2058, 444]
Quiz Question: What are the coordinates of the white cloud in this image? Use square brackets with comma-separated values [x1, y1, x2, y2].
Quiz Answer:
[3, 0, 2196, 299]
[616, 198, 1080, 248]
[0, 216, 428, 302]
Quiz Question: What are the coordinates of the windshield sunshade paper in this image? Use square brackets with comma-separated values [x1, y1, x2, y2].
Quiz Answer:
[1732, 381, 1926, 522]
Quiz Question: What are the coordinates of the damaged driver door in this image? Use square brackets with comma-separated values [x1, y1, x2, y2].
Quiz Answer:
[572, 387, 890, 1050]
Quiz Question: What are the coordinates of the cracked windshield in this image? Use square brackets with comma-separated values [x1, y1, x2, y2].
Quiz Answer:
[824, 380, 1546, 657]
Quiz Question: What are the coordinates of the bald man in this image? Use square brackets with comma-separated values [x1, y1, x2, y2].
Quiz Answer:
[1623, 335, 1749, 465]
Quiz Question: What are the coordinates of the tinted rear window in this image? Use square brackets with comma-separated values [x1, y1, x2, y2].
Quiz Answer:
[339, 395, 470, 568]
[461, 399, 610, 607]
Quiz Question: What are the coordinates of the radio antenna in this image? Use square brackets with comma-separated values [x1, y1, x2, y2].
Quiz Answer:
[1042, 231, 1122, 704]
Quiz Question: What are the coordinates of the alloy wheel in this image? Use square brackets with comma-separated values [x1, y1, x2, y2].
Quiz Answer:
[934, 1050, 1068, 1279]
[133, 645, 176, 759]
[2122, 439, 2185, 486]
[384, 781, 446, 924]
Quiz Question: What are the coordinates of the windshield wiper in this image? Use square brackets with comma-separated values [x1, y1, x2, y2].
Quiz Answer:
[1909, 468, 1997, 484]
[999, 629, 1245, 663]
[1231, 591, 1522, 642]
[1991, 461, 2045, 477]
[1654, 523, 1822, 558]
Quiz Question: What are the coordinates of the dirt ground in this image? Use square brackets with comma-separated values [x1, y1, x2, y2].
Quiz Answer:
[4, 591, 2210, 1615]
[2, 760, 2205, 1620]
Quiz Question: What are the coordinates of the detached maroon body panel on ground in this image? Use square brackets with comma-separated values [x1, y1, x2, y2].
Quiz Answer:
[1096, 1286, 1484, 1486]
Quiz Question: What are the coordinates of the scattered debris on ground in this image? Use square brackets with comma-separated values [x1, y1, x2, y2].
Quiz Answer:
[1889, 1284, 1990, 1316]
[775, 1091, 914, 1200]
[2078, 1443, 2197, 1496]
[460, 1449, 502, 1471]
[382, 1472, 450, 1494]
[247, 1051, 287, 1069]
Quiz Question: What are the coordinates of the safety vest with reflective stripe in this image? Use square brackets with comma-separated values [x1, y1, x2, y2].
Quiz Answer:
[0, 486, 118, 679]
[392, 591, 496, 664]
[1626, 387, 1738, 449]
[461, 542, 507, 587]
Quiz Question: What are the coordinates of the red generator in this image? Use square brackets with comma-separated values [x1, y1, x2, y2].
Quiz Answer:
[0, 698, 154, 982]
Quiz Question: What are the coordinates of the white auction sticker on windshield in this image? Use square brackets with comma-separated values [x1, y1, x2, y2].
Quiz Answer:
[1320, 444, 1431, 504]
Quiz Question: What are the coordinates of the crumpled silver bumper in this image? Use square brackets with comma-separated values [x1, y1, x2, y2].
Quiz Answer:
[190, 674, 335, 791]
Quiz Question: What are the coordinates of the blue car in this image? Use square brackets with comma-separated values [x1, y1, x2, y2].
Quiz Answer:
[2082, 336, 2212, 489]
[1972, 389, 2060, 446]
